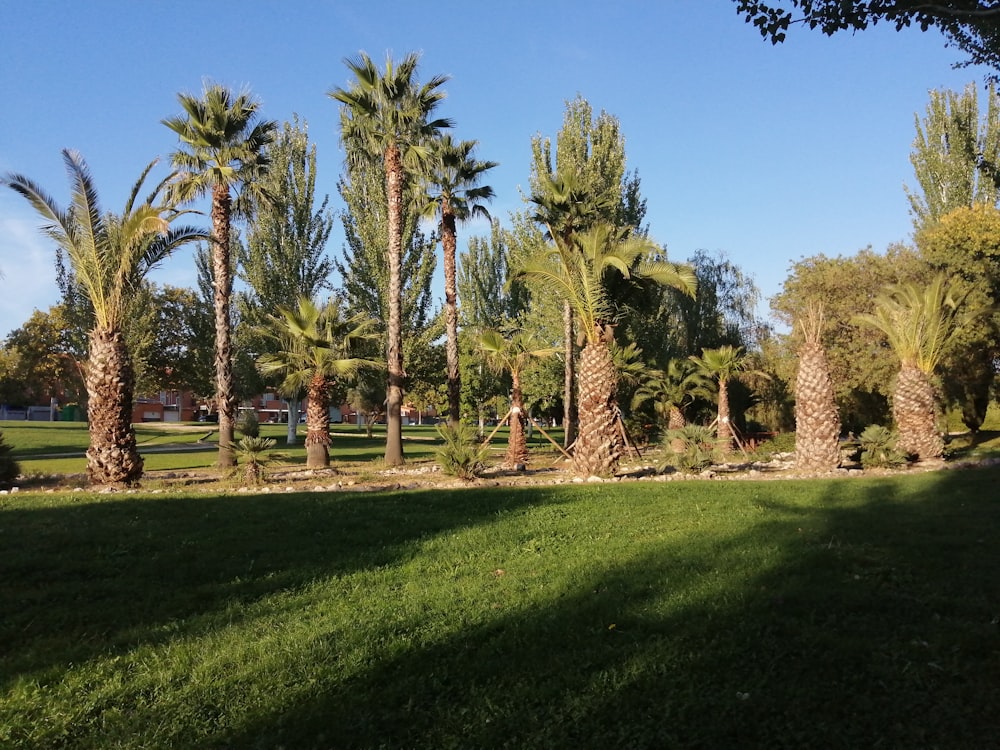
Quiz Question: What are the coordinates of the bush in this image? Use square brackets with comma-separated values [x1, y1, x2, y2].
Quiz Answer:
[435, 423, 488, 480]
[0, 430, 19, 487]
[660, 424, 719, 474]
[231, 436, 280, 485]
[858, 425, 907, 469]
[237, 410, 260, 439]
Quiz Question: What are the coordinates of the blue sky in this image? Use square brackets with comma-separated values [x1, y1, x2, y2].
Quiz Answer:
[0, 1, 991, 338]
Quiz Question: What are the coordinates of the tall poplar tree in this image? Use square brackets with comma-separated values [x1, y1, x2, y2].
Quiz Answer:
[906, 83, 1000, 233]
[238, 116, 335, 442]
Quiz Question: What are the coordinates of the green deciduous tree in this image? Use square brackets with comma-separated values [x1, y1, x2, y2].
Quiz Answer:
[3, 150, 205, 484]
[735, 1, 1000, 70]
[238, 116, 335, 445]
[163, 83, 277, 469]
[906, 83, 1000, 233]
[916, 203, 1000, 430]
[329, 51, 451, 466]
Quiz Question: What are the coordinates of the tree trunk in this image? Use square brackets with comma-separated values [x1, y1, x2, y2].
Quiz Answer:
[383, 144, 406, 465]
[85, 327, 143, 485]
[442, 205, 462, 427]
[286, 395, 298, 445]
[668, 404, 686, 453]
[894, 363, 943, 460]
[716, 377, 734, 454]
[574, 337, 619, 477]
[563, 301, 577, 449]
[305, 373, 331, 469]
[506, 373, 528, 468]
[794, 340, 841, 471]
[212, 184, 237, 469]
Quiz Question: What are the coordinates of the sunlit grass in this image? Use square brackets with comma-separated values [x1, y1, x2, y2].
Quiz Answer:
[2, 468, 999, 747]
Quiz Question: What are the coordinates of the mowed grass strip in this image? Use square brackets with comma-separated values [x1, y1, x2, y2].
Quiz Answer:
[1, 468, 999, 748]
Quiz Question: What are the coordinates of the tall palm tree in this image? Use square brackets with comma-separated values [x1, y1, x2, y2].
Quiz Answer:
[3, 150, 205, 484]
[632, 359, 713, 452]
[855, 274, 982, 460]
[479, 329, 557, 468]
[529, 171, 615, 449]
[257, 297, 379, 468]
[329, 52, 452, 466]
[520, 222, 695, 476]
[690, 345, 761, 454]
[163, 83, 277, 469]
[421, 135, 497, 427]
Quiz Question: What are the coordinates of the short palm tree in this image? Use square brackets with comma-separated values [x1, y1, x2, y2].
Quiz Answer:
[794, 303, 841, 471]
[3, 150, 205, 484]
[329, 52, 452, 466]
[632, 359, 713, 452]
[479, 329, 557, 468]
[519, 222, 696, 476]
[421, 135, 497, 427]
[163, 83, 277, 469]
[690, 345, 763, 454]
[257, 297, 380, 469]
[855, 274, 982, 460]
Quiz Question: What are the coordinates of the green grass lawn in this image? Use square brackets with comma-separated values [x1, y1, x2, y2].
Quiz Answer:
[2, 467, 999, 748]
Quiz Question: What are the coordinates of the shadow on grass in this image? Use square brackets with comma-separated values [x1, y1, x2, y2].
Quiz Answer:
[0, 484, 573, 685]
[225, 468, 1000, 748]
[3, 466, 999, 747]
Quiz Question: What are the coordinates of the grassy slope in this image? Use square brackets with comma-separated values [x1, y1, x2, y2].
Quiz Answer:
[2, 468, 999, 748]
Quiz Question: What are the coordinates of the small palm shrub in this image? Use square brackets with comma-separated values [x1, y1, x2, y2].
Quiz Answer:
[435, 423, 489, 480]
[0, 430, 20, 487]
[237, 410, 260, 439]
[660, 424, 719, 474]
[231, 436, 280, 485]
[858, 425, 908, 469]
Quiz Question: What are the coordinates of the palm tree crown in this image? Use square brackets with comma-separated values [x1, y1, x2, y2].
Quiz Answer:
[162, 84, 276, 212]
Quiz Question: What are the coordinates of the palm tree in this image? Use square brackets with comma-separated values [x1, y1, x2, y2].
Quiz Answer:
[3, 150, 205, 484]
[421, 135, 497, 427]
[519, 222, 695, 476]
[632, 359, 713, 452]
[690, 345, 762, 454]
[855, 274, 982, 460]
[163, 83, 277, 469]
[257, 297, 380, 468]
[329, 52, 452, 466]
[529, 171, 615, 449]
[479, 329, 557, 467]
[794, 303, 841, 471]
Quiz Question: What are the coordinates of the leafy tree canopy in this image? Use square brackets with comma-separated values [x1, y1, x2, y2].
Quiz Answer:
[735, 1, 1000, 70]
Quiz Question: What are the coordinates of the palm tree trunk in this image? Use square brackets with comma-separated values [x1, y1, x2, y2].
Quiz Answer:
[717, 377, 734, 454]
[668, 404, 686, 453]
[574, 337, 619, 477]
[506, 373, 528, 468]
[383, 144, 405, 466]
[305, 373, 331, 468]
[563, 301, 577, 448]
[85, 327, 143, 485]
[212, 184, 237, 469]
[894, 363, 943, 459]
[442, 206, 461, 427]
